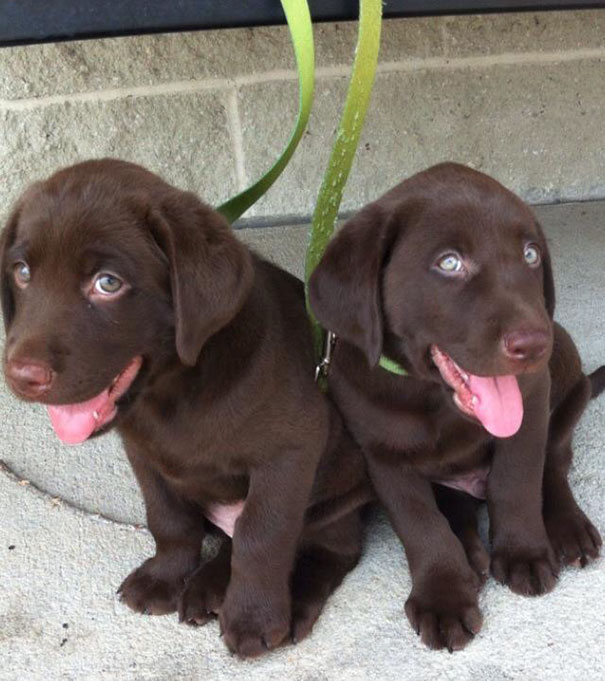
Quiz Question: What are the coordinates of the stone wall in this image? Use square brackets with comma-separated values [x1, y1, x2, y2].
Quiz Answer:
[1, 10, 605, 227]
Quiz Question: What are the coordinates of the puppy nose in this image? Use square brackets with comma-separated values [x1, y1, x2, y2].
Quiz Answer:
[5, 359, 55, 398]
[503, 330, 550, 363]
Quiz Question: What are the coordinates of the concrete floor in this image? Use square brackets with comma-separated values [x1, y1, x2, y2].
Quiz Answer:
[0, 201, 603, 680]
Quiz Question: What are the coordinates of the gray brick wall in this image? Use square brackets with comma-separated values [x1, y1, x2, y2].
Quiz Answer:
[1, 11, 605, 227]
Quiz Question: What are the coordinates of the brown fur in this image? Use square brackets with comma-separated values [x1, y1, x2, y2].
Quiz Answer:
[1, 159, 371, 658]
[309, 162, 602, 651]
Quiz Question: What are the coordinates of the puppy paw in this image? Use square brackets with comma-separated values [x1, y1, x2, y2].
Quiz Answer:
[405, 568, 482, 651]
[491, 542, 558, 596]
[545, 506, 602, 568]
[219, 588, 290, 658]
[178, 555, 230, 626]
[118, 556, 194, 616]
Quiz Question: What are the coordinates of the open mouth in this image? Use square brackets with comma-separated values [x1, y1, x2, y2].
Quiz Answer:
[47, 356, 143, 445]
[430, 345, 523, 438]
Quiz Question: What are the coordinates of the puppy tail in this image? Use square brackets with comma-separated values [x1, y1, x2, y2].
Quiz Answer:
[588, 365, 605, 399]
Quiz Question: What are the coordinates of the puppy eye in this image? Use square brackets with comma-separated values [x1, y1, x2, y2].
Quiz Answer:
[13, 261, 31, 288]
[523, 243, 541, 267]
[93, 273, 123, 295]
[435, 253, 464, 274]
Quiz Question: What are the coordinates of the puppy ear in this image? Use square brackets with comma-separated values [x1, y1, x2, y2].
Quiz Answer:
[0, 206, 20, 332]
[535, 221, 555, 318]
[309, 204, 397, 366]
[148, 192, 254, 366]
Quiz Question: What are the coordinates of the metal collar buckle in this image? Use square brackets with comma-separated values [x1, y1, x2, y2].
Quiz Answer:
[315, 331, 337, 382]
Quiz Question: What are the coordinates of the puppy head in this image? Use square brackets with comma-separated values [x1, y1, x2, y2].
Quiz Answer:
[309, 163, 555, 437]
[1, 159, 253, 443]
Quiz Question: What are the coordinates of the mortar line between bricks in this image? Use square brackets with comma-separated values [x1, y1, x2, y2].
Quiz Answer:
[2, 47, 605, 111]
[225, 87, 248, 192]
[0, 77, 235, 111]
[0, 459, 147, 531]
[439, 21, 451, 59]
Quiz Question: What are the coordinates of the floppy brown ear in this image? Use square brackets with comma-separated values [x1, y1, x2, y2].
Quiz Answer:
[535, 220, 555, 318]
[308, 203, 397, 366]
[0, 205, 20, 332]
[148, 191, 254, 366]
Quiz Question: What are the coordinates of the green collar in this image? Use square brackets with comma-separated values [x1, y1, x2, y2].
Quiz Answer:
[378, 355, 408, 376]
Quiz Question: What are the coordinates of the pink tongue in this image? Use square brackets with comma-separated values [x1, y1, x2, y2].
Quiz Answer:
[47, 389, 113, 445]
[468, 374, 523, 438]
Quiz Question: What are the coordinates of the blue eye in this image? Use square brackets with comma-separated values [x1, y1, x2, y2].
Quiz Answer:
[436, 253, 464, 273]
[14, 262, 31, 287]
[524, 244, 541, 267]
[93, 273, 123, 295]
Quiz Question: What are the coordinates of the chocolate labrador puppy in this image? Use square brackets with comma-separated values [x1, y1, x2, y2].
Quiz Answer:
[309, 163, 603, 651]
[0, 159, 370, 658]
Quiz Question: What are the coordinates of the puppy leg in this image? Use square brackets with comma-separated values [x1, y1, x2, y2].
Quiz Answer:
[178, 507, 365, 637]
[543, 375, 602, 566]
[434, 485, 489, 584]
[178, 538, 232, 626]
[219, 442, 320, 658]
[489, 373, 559, 596]
[368, 452, 482, 652]
[290, 511, 363, 643]
[118, 447, 204, 615]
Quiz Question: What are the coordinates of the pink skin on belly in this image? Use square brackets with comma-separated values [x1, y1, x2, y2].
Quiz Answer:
[434, 465, 490, 500]
[202, 500, 246, 537]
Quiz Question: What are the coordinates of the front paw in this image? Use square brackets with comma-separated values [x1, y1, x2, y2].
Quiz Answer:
[405, 567, 482, 651]
[491, 539, 558, 596]
[219, 585, 291, 658]
[545, 505, 602, 568]
[118, 556, 195, 616]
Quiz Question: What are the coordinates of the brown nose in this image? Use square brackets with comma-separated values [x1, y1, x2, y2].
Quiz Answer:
[5, 359, 55, 398]
[503, 330, 550, 363]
